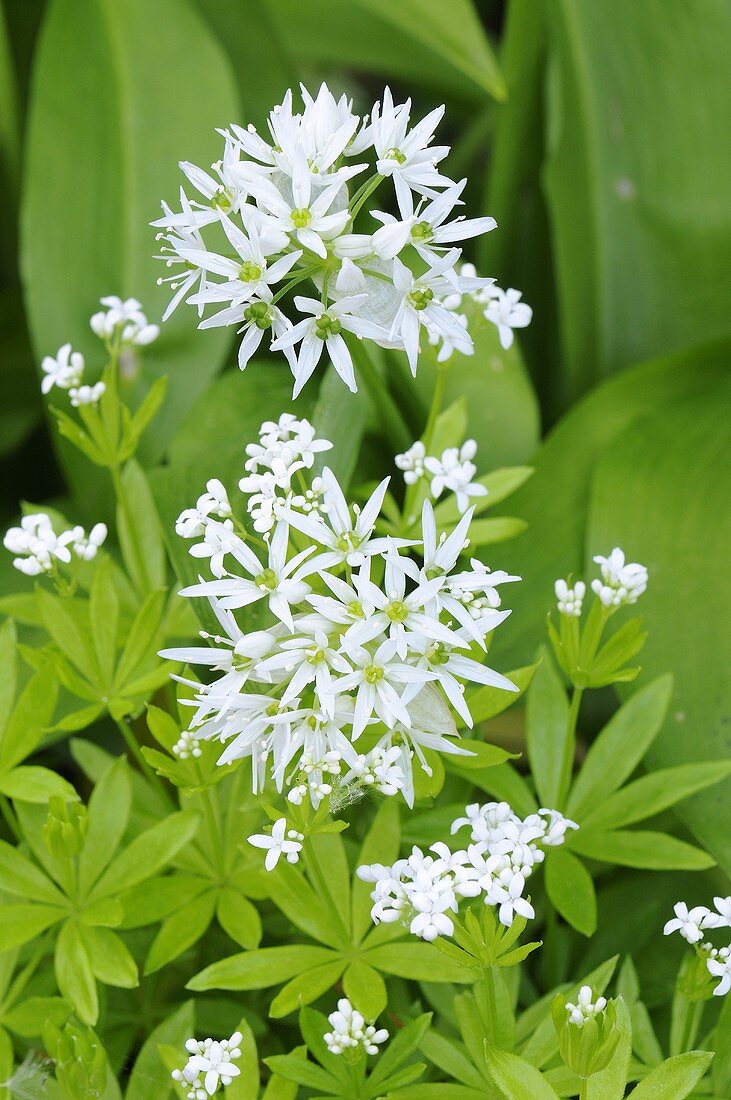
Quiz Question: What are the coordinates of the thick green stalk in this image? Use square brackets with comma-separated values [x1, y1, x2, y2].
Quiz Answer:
[558, 686, 583, 806]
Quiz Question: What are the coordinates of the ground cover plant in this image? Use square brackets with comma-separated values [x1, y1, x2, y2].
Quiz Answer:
[0, 2, 730, 1097]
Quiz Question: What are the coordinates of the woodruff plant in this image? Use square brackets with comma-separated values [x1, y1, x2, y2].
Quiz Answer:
[0, 82, 728, 1100]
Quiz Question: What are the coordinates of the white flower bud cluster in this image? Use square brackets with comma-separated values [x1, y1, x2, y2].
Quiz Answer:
[357, 801, 578, 940]
[3, 514, 107, 577]
[565, 986, 607, 1027]
[395, 438, 487, 514]
[591, 548, 648, 608]
[323, 998, 388, 1056]
[554, 578, 586, 617]
[172, 730, 203, 760]
[664, 896, 731, 997]
[171, 1032, 242, 1098]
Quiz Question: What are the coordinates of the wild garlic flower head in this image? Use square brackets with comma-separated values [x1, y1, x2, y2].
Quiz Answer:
[90, 295, 160, 347]
[591, 547, 648, 607]
[3, 513, 106, 576]
[153, 84, 518, 395]
[41, 343, 85, 394]
[247, 817, 304, 871]
[565, 986, 607, 1027]
[323, 998, 388, 1056]
[358, 801, 576, 939]
[555, 578, 586, 617]
[171, 1031, 242, 1097]
[162, 416, 518, 812]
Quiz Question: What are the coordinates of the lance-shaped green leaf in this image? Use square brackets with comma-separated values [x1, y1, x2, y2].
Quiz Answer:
[627, 1051, 713, 1099]
[526, 648, 570, 808]
[568, 829, 715, 871]
[485, 1048, 560, 1099]
[545, 847, 597, 937]
[581, 760, 731, 832]
[125, 999, 194, 1100]
[188, 945, 340, 992]
[90, 810, 199, 897]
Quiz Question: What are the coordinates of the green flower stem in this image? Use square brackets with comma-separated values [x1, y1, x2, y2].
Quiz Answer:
[349, 173, 385, 220]
[579, 1080, 589, 1100]
[114, 715, 170, 801]
[676, 995, 704, 1055]
[559, 686, 584, 807]
[482, 964, 499, 1046]
[201, 785, 225, 872]
[346, 336, 412, 453]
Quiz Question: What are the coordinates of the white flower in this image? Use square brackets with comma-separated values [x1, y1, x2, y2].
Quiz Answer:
[424, 440, 488, 514]
[71, 523, 108, 561]
[663, 902, 712, 944]
[331, 637, 434, 739]
[4, 513, 76, 576]
[555, 578, 586, 617]
[40, 343, 84, 394]
[171, 1031, 242, 1097]
[707, 896, 731, 929]
[482, 286, 532, 350]
[591, 548, 648, 607]
[389, 252, 473, 375]
[69, 382, 106, 407]
[323, 998, 388, 1056]
[271, 294, 372, 396]
[565, 987, 607, 1027]
[248, 817, 303, 872]
[395, 441, 426, 484]
[176, 479, 232, 542]
[90, 296, 159, 346]
[373, 179, 496, 263]
[708, 949, 731, 997]
[247, 155, 350, 259]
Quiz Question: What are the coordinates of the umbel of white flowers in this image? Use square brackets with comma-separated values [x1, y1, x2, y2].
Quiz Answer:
[396, 438, 486, 514]
[664, 896, 731, 997]
[171, 1031, 242, 1098]
[162, 415, 520, 809]
[323, 998, 388, 1056]
[3, 513, 107, 577]
[356, 801, 578, 940]
[153, 84, 532, 396]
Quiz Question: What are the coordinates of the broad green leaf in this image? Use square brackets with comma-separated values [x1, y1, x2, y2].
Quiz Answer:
[367, 1014, 433, 1089]
[567, 676, 673, 821]
[55, 919, 98, 1024]
[390, 1088, 486, 1100]
[223, 1018, 259, 1100]
[0, 658, 58, 770]
[264, 1054, 338, 1093]
[485, 1048, 559, 1099]
[627, 1051, 714, 1099]
[568, 829, 715, 871]
[343, 960, 387, 1019]
[468, 663, 537, 725]
[526, 648, 569, 807]
[78, 756, 132, 896]
[0, 841, 65, 903]
[449, 761, 538, 819]
[85, 926, 138, 988]
[117, 460, 166, 598]
[419, 1030, 488, 1090]
[90, 557, 119, 686]
[144, 890, 216, 974]
[543, 1, 731, 401]
[467, 517, 527, 547]
[215, 887, 262, 949]
[22, 0, 240, 498]
[311, 362, 371, 487]
[188, 945, 339, 991]
[581, 761, 731, 831]
[2, 996, 70, 1037]
[268, 863, 344, 948]
[364, 943, 475, 984]
[91, 811, 198, 897]
[353, 800, 401, 942]
[545, 848, 597, 936]
[269, 958, 346, 1018]
[0, 765, 77, 803]
[114, 590, 165, 690]
[0, 904, 66, 951]
[125, 999, 194, 1100]
[305, 832, 351, 939]
[586, 388, 731, 872]
[37, 589, 97, 681]
[0, 618, 17, 743]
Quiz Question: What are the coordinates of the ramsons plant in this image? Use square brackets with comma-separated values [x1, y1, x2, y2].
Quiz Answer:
[0, 81, 728, 1100]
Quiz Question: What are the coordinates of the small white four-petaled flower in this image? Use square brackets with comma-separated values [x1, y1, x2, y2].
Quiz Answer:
[247, 817, 304, 871]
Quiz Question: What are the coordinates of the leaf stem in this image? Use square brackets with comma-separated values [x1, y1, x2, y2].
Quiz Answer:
[346, 336, 412, 453]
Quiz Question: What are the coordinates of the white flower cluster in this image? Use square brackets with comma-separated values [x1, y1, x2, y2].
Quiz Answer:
[153, 84, 525, 395]
[162, 417, 519, 811]
[90, 296, 160, 347]
[357, 801, 577, 940]
[664, 897, 731, 996]
[565, 986, 607, 1027]
[425, 262, 533, 360]
[3, 513, 107, 577]
[554, 578, 586, 618]
[41, 343, 105, 407]
[171, 1032, 242, 1098]
[395, 438, 487, 514]
[591, 548, 648, 608]
[323, 998, 388, 1057]
[247, 817, 304, 871]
